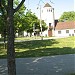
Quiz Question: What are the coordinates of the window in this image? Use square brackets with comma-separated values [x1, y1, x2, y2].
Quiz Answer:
[58, 31, 61, 34]
[69, 34, 71, 36]
[49, 23, 51, 27]
[74, 30, 75, 33]
[49, 9, 50, 12]
[47, 9, 51, 12]
[72, 34, 74, 36]
[66, 30, 69, 33]
[49, 23, 52, 30]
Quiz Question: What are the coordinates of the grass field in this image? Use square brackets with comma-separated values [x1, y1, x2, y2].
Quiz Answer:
[70, 73, 75, 75]
[0, 36, 75, 58]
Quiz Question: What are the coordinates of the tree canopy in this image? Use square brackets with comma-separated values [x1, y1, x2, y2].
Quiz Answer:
[0, 1, 47, 37]
[24, 10, 47, 35]
[0, 0, 25, 75]
[0, 0, 7, 36]
[59, 11, 75, 22]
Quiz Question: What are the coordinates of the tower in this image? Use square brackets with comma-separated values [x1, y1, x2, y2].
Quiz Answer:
[42, 3, 55, 36]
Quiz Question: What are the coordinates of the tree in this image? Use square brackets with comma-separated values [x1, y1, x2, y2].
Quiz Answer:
[25, 10, 47, 36]
[0, 0, 25, 75]
[0, 0, 7, 48]
[0, 1, 47, 38]
[25, 10, 38, 34]
[59, 11, 75, 22]
[41, 20, 48, 32]
[0, 0, 26, 36]
[0, 16, 4, 35]
[14, 0, 26, 34]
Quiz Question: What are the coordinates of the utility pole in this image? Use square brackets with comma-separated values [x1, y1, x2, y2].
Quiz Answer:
[39, 5, 43, 40]
[37, 4, 43, 40]
[37, 0, 45, 40]
[33, 24, 36, 39]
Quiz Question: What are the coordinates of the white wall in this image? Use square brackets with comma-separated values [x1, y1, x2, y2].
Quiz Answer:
[24, 31, 27, 36]
[15, 33, 18, 37]
[41, 6, 55, 37]
[54, 29, 75, 37]
[42, 30, 48, 37]
[0, 34, 1, 38]
[42, 7, 54, 27]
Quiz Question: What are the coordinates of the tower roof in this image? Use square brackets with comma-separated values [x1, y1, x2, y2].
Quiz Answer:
[44, 3, 51, 7]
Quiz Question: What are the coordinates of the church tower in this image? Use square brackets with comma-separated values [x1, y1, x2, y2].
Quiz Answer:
[42, 3, 55, 36]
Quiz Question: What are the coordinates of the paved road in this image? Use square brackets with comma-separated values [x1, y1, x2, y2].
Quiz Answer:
[0, 54, 75, 75]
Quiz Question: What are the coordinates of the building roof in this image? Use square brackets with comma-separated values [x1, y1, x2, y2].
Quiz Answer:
[55, 21, 75, 30]
[44, 3, 51, 7]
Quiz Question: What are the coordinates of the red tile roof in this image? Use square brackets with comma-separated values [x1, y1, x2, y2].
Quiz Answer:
[55, 21, 75, 30]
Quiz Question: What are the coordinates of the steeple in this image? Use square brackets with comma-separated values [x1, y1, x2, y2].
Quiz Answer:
[44, 3, 52, 7]
[42, 3, 55, 37]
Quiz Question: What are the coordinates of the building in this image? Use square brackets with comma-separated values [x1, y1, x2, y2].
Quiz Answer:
[41, 3, 75, 37]
[15, 3, 75, 37]
[55, 21, 75, 37]
[41, 3, 55, 37]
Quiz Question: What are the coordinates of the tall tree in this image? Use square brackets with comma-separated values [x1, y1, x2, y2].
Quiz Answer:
[25, 10, 38, 34]
[59, 11, 75, 22]
[14, 0, 26, 34]
[0, 0, 7, 47]
[25, 10, 47, 35]
[0, 0, 25, 75]
[0, 0, 26, 36]
[7, 0, 25, 75]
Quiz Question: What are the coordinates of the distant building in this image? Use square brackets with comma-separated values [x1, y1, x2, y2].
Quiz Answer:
[41, 3, 75, 37]
[16, 3, 75, 37]
[55, 21, 75, 37]
[41, 3, 55, 37]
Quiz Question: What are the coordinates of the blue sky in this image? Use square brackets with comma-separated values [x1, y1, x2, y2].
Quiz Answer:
[24, 0, 74, 19]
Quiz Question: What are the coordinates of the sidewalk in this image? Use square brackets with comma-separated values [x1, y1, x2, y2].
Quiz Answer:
[0, 54, 75, 75]
[0, 36, 67, 44]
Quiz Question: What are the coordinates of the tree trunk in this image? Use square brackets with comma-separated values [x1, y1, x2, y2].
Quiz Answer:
[7, 0, 16, 75]
[7, 0, 25, 75]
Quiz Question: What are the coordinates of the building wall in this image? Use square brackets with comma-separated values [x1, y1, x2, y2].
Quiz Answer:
[42, 7, 54, 27]
[48, 30, 52, 37]
[0, 34, 1, 38]
[42, 30, 48, 36]
[54, 29, 75, 37]
[41, 6, 55, 37]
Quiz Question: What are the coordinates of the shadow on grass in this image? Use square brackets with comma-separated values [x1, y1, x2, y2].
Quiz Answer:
[70, 74, 75, 75]
[0, 39, 75, 58]
[0, 47, 75, 58]
[15, 39, 58, 49]
[15, 47, 75, 58]
[0, 44, 7, 59]
[0, 38, 4, 41]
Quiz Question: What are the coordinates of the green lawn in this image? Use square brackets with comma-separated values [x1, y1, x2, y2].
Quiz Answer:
[0, 36, 75, 58]
[0, 38, 4, 41]
[71, 74, 75, 75]
[69, 73, 75, 75]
